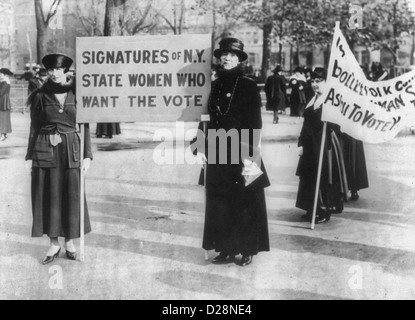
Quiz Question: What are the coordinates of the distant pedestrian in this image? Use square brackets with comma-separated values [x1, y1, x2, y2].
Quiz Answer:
[28, 68, 48, 93]
[289, 67, 307, 122]
[371, 61, 388, 81]
[26, 53, 93, 265]
[264, 65, 287, 124]
[96, 122, 121, 139]
[0, 68, 13, 141]
[303, 67, 314, 103]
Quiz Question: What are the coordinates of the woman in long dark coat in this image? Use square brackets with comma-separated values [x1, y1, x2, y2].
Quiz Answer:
[194, 38, 270, 266]
[296, 69, 348, 224]
[289, 67, 307, 119]
[265, 65, 287, 124]
[0, 68, 13, 141]
[26, 53, 93, 265]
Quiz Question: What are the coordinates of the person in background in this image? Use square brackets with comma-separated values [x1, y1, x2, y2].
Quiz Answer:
[303, 67, 314, 103]
[28, 68, 48, 93]
[194, 37, 270, 266]
[26, 53, 93, 265]
[96, 122, 121, 139]
[244, 61, 254, 77]
[0, 68, 13, 142]
[295, 68, 348, 224]
[264, 65, 287, 124]
[371, 61, 388, 81]
[289, 67, 307, 122]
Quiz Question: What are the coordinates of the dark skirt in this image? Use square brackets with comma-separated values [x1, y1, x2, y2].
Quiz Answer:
[296, 132, 346, 214]
[0, 110, 12, 134]
[96, 123, 121, 137]
[31, 135, 91, 238]
[343, 135, 369, 192]
[203, 188, 270, 256]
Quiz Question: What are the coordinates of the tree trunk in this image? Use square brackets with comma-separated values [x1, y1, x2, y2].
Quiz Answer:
[261, 22, 272, 83]
[34, 0, 48, 63]
[104, 0, 127, 36]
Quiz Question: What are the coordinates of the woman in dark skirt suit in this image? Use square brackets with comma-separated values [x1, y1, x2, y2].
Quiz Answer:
[194, 38, 270, 266]
[295, 68, 348, 224]
[0, 68, 13, 141]
[265, 65, 287, 124]
[26, 53, 93, 264]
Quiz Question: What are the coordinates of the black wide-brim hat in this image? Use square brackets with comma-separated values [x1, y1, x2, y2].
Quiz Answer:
[42, 53, 73, 72]
[0, 68, 14, 76]
[214, 37, 248, 62]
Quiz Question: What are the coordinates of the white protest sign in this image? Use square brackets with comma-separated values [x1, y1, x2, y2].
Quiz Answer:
[321, 24, 415, 144]
[76, 34, 212, 123]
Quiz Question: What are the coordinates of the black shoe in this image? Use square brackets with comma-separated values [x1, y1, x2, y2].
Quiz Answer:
[42, 248, 61, 265]
[96, 135, 102, 138]
[66, 250, 77, 261]
[350, 191, 359, 201]
[315, 215, 330, 224]
[240, 255, 253, 266]
[212, 252, 234, 264]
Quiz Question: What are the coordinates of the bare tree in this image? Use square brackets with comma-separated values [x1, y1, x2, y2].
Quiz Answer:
[104, 0, 127, 36]
[34, 0, 63, 62]
[153, 0, 186, 35]
[76, 0, 105, 36]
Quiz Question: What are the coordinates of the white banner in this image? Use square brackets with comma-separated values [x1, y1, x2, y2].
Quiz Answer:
[76, 34, 211, 123]
[320, 23, 415, 144]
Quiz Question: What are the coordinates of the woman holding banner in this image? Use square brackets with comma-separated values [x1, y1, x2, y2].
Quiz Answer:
[26, 53, 93, 265]
[195, 37, 270, 267]
[296, 68, 348, 224]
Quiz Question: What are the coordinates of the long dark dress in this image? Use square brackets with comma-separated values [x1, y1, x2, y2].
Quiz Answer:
[342, 134, 369, 192]
[195, 66, 270, 256]
[26, 79, 93, 238]
[289, 77, 306, 117]
[0, 81, 12, 134]
[96, 123, 121, 138]
[296, 99, 348, 216]
[264, 73, 287, 112]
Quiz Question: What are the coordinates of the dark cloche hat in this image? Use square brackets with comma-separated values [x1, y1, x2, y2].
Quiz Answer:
[0, 68, 14, 76]
[42, 53, 73, 72]
[312, 67, 327, 80]
[214, 37, 248, 62]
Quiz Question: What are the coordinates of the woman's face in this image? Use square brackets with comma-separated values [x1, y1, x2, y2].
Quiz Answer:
[0, 73, 4, 81]
[47, 68, 66, 83]
[311, 78, 324, 95]
[220, 52, 239, 70]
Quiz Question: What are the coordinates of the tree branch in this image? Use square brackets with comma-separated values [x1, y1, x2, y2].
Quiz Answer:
[45, 0, 63, 24]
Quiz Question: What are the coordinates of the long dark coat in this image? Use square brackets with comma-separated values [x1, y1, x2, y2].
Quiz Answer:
[26, 81, 93, 238]
[264, 73, 287, 112]
[342, 134, 369, 192]
[0, 81, 12, 134]
[194, 66, 270, 256]
[296, 102, 347, 215]
[289, 78, 306, 117]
